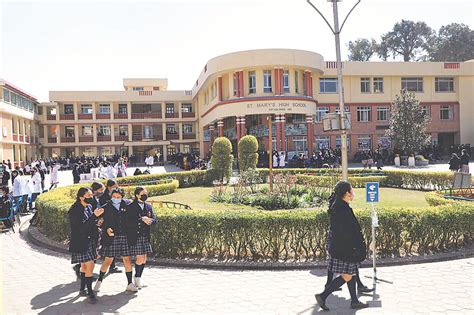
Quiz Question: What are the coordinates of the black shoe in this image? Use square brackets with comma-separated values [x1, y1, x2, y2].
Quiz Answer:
[73, 265, 81, 278]
[358, 285, 375, 294]
[79, 290, 88, 297]
[87, 294, 98, 304]
[351, 301, 369, 309]
[108, 267, 122, 274]
[325, 284, 342, 291]
[315, 294, 330, 311]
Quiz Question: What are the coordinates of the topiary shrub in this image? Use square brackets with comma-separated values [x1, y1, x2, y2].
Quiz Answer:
[211, 137, 233, 182]
[238, 135, 258, 172]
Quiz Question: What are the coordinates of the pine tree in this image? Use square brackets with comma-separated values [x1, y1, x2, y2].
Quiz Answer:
[385, 89, 431, 154]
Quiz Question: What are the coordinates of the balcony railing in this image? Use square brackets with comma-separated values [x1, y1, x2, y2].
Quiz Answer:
[97, 135, 112, 142]
[114, 113, 128, 119]
[166, 133, 179, 140]
[141, 135, 163, 141]
[12, 134, 18, 141]
[183, 133, 196, 140]
[132, 133, 142, 141]
[79, 136, 93, 142]
[48, 137, 57, 143]
[60, 114, 75, 120]
[19, 135, 24, 142]
[165, 112, 179, 119]
[47, 115, 56, 120]
[61, 137, 76, 143]
[24, 135, 30, 143]
[78, 113, 93, 120]
[131, 113, 162, 119]
[115, 135, 129, 141]
[96, 113, 111, 119]
[182, 112, 195, 118]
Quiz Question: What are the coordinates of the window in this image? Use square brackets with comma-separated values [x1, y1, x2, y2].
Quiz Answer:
[98, 125, 111, 136]
[435, 77, 454, 92]
[143, 126, 153, 139]
[316, 136, 330, 150]
[100, 147, 113, 156]
[167, 146, 176, 156]
[65, 126, 75, 138]
[422, 105, 431, 118]
[335, 106, 350, 114]
[360, 78, 371, 93]
[118, 104, 128, 114]
[81, 104, 93, 114]
[81, 126, 93, 136]
[233, 74, 237, 96]
[283, 70, 290, 93]
[248, 71, 256, 94]
[293, 136, 307, 152]
[99, 104, 110, 114]
[291, 114, 306, 123]
[166, 124, 177, 134]
[401, 77, 423, 92]
[211, 83, 214, 100]
[294, 71, 299, 94]
[64, 104, 74, 115]
[119, 125, 128, 136]
[183, 124, 193, 133]
[3, 89, 10, 102]
[358, 135, 372, 150]
[319, 78, 338, 93]
[440, 105, 453, 120]
[357, 106, 372, 122]
[166, 103, 175, 114]
[316, 107, 330, 122]
[181, 103, 192, 112]
[373, 77, 384, 93]
[153, 86, 160, 91]
[132, 87, 144, 91]
[83, 147, 94, 157]
[263, 70, 272, 93]
[377, 107, 390, 121]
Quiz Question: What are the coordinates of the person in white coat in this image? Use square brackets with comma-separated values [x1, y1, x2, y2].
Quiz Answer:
[29, 167, 42, 210]
[114, 159, 127, 178]
[272, 152, 279, 168]
[49, 163, 60, 190]
[279, 152, 286, 168]
[105, 163, 116, 179]
[12, 170, 23, 214]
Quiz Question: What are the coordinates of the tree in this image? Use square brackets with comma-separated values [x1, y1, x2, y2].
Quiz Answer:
[377, 20, 434, 61]
[238, 135, 258, 172]
[347, 38, 376, 61]
[428, 23, 474, 61]
[385, 89, 431, 155]
[211, 137, 233, 182]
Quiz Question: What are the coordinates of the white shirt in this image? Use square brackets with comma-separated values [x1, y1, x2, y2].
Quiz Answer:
[279, 154, 286, 167]
[13, 176, 22, 197]
[30, 172, 42, 194]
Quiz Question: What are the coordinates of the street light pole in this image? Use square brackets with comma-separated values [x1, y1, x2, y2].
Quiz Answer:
[307, 0, 361, 181]
[268, 115, 273, 191]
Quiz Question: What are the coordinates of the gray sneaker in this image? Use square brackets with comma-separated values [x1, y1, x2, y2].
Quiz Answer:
[126, 283, 138, 292]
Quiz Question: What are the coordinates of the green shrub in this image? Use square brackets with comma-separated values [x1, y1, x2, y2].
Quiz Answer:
[211, 137, 234, 182]
[238, 135, 258, 172]
[115, 170, 210, 187]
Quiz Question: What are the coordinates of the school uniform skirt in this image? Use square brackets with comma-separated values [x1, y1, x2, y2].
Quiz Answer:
[71, 240, 98, 264]
[129, 235, 153, 256]
[100, 235, 131, 258]
[328, 256, 359, 275]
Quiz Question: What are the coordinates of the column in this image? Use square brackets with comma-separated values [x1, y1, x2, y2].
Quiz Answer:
[217, 76, 223, 101]
[209, 125, 215, 146]
[240, 115, 246, 137]
[234, 72, 239, 98]
[74, 125, 79, 144]
[92, 102, 97, 120]
[239, 71, 244, 98]
[57, 124, 61, 144]
[162, 145, 168, 162]
[306, 114, 314, 155]
[178, 102, 183, 119]
[280, 114, 286, 151]
[279, 68, 284, 96]
[217, 119, 224, 137]
[274, 68, 280, 95]
[127, 102, 132, 120]
[236, 117, 241, 141]
[162, 123, 167, 141]
[179, 123, 183, 140]
[111, 124, 116, 142]
[308, 72, 313, 97]
[275, 114, 281, 151]
[128, 123, 133, 141]
[73, 102, 78, 120]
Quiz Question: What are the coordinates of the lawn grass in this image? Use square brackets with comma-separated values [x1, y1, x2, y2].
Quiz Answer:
[150, 186, 428, 210]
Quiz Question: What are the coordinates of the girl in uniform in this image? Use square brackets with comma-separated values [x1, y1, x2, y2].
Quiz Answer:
[94, 188, 138, 292]
[68, 187, 103, 304]
[126, 186, 156, 289]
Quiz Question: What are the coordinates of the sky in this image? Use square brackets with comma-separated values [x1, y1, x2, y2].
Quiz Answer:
[1, 0, 473, 102]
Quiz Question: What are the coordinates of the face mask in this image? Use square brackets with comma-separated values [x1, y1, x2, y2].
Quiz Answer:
[84, 197, 94, 204]
[139, 194, 148, 202]
[111, 198, 122, 204]
[96, 191, 104, 198]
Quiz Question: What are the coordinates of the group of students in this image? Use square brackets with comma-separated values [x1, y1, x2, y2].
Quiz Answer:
[68, 179, 156, 304]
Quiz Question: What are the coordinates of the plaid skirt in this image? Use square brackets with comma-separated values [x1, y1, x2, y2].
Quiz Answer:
[71, 240, 97, 264]
[328, 256, 359, 275]
[129, 236, 153, 256]
[100, 235, 131, 258]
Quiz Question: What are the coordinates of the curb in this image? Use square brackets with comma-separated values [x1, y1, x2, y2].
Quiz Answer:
[27, 223, 474, 271]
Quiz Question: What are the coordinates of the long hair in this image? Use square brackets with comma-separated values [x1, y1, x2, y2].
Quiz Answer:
[328, 181, 352, 215]
[76, 187, 91, 202]
[134, 186, 145, 200]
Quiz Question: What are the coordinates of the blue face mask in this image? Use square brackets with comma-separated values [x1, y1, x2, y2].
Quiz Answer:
[111, 198, 122, 205]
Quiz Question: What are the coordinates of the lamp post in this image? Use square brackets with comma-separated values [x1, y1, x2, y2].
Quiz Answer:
[307, 0, 361, 181]
[267, 115, 273, 191]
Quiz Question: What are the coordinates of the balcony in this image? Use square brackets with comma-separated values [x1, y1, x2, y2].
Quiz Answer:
[96, 113, 111, 119]
[115, 135, 129, 141]
[183, 133, 196, 140]
[24, 135, 30, 143]
[78, 113, 93, 120]
[114, 113, 128, 119]
[47, 115, 56, 120]
[60, 114, 75, 120]
[131, 113, 162, 119]
[166, 133, 179, 140]
[61, 137, 76, 143]
[132, 134, 142, 141]
[19, 135, 24, 142]
[12, 134, 18, 141]
[48, 137, 57, 143]
[165, 112, 179, 119]
[97, 135, 112, 142]
[79, 136, 93, 142]
[182, 112, 195, 118]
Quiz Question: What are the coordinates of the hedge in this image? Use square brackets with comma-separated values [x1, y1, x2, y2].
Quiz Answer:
[297, 174, 387, 189]
[115, 170, 213, 187]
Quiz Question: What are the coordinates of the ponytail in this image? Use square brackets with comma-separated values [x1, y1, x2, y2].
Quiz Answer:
[327, 181, 352, 215]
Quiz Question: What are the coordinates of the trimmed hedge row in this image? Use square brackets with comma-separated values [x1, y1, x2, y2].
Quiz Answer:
[297, 174, 387, 189]
[115, 170, 212, 187]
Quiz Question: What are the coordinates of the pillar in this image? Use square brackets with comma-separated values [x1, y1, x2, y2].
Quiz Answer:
[234, 72, 240, 98]
[162, 145, 167, 162]
[308, 72, 313, 97]
[217, 119, 224, 137]
[275, 114, 281, 151]
[240, 115, 246, 137]
[306, 114, 314, 155]
[236, 117, 241, 141]
[209, 125, 215, 146]
[274, 69, 280, 95]
[280, 114, 286, 151]
[217, 76, 223, 101]
[279, 68, 284, 95]
[239, 71, 244, 98]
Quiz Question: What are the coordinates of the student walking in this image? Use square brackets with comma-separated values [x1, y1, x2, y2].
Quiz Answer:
[460, 149, 470, 173]
[68, 187, 104, 304]
[126, 187, 156, 289]
[315, 181, 369, 311]
[448, 153, 461, 172]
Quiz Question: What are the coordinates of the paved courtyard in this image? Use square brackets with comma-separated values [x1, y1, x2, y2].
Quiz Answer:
[1, 224, 473, 315]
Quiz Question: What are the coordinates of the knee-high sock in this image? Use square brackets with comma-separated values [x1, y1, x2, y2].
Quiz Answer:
[325, 270, 334, 287]
[320, 276, 345, 301]
[86, 277, 94, 296]
[80, 272, 86, 291]
[347, 277, 359, 303]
